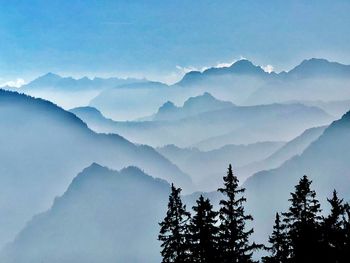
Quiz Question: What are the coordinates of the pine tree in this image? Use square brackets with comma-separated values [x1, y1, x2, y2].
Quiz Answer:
[262, 213, 289, 263]
[340, 204, 350, 262]
[217, 164, 261, 263]
[158, 184, 191, 263]
[189, 195, 219, 263]
[282, 175, 322, 263]
[321, 190, 346, 263]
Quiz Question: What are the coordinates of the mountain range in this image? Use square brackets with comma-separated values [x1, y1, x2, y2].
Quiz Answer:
[72, 93, 332, 149]
[7, 58, 350, 120]
[243, 110, 350, 244]
[157, 141, 284, 191]
[8, 108, 349, 262]
[0, 89, 191, 249]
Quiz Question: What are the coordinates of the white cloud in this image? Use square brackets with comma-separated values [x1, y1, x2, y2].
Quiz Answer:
[1, 78, 26, 88]
[262, 64, 274, 73]
[176, 56, 248, 74]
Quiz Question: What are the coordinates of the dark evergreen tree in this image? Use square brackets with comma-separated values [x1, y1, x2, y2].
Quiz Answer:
[159, 184, 191, 263]
[282, 175, 322, 263]
[189, 195, 219, 263]
[340, 204, 350, 262]
[217, 164, 261, 263]
[321, 190, 346, 263]
[262, 213, 289, 263]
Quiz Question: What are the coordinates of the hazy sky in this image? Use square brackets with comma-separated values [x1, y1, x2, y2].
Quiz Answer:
[0, 0, 350, 84]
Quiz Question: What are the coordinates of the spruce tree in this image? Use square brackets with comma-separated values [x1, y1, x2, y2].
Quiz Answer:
[340, 204, 350, 262]
[189, 195, 219, 263]
[262, 213, 289, 263]
[158, 184, 191, 263]
[321, 190, 346, 263]
[217, 164, 261, 263]
[282, 175, 322, 263]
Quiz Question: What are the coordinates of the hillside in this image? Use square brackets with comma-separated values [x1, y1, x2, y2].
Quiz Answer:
[0, 89, 191, 248]
[74, 96, 332, 148]
[0, 164, 170, 263]
[157, 141, 284, 191]
[243, 111, 350, 244]
[237, 125, 327, 178]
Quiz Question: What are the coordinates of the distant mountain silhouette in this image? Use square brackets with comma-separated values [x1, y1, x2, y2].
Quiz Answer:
[89, 80, 174, 120]
[22, 73, 142, 91]
[19, 73, 154, 109]
[11, 58, 350, 119]
[246, 59, 350, 104]
[237, 125, 327, 179]
[70, 106, 116, 130]
[174, 58, 350, 107]
[0, 89, 192, 249]
[0, 164, 170, 263]
[291, 99, 350, 118]
[146, 92, 234, 121]
[243, 110, 350, 245]
[75, 96, 332, 148]
[191, 103, 331, 150]
[287, 58, 350, 78]
[177, 59, 269, 86]
[157, 141, 284, 191]
[178, 58, 350, 86]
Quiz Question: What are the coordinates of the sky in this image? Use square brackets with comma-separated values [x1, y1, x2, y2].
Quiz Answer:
[0, 0, 350, 85]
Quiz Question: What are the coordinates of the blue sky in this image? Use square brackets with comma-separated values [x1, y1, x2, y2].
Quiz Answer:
[0, 0, 350, 84]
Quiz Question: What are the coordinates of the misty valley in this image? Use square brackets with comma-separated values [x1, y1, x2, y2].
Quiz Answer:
[0, 57, 350, 262]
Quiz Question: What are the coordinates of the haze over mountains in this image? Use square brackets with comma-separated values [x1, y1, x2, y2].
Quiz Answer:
[0, 89, 191, 249]
[1, 164, 170, 263]
[5, 58, 349, 120]
[72, 92, 332, 148]
[0, 57, 350, 262]
[157, 142, 284, 191]
[4, 110, 350, 262]
[244, 110, 350, 244]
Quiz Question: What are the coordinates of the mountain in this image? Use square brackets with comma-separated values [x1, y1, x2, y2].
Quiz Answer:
[0, 89, 191, 249]
[246, 58, 350, 105]
[177, 59, 270, 86]
[237, 125, 327, 179]
[89, 80, 175, 120]
[75, 97, 332, 149]
[70, 106, 116, 131]
[22, 73, 142, 91]
[292, 99, 350, 118]
[191, 103, 331, 150]
[176, 58, 350, 107]
[19, 73, 145, 109]
[243, 110, 350, 244]
[145, 92, 235, 121]
[287, 58, 350, 78]
[0, 164, 170, 263]
[157, 141, 285, 191]
[171, 59, 274, 105]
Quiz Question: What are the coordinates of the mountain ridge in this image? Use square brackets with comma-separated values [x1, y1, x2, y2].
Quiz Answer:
[1, 163, 171, 263]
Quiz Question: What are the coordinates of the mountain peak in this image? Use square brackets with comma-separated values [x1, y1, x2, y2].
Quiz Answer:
[288, 58, 350, 77]
[230, 59, 255, 68]
[39, 72, 62, 80]
[183, 92, 233, 109]
[226, 59, 266, 75]
[158, 101, 178, 113]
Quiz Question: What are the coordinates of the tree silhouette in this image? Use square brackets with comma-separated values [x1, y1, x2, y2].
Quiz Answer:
[282, 175, 322, 263]
[217, 164, 261, 263]
[341, 205, 350, 262]
[263, 213, 289, 263]
[159, 183, 191, 263]
[321, 190, 347, 262]
[189, 195, 219, 263]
